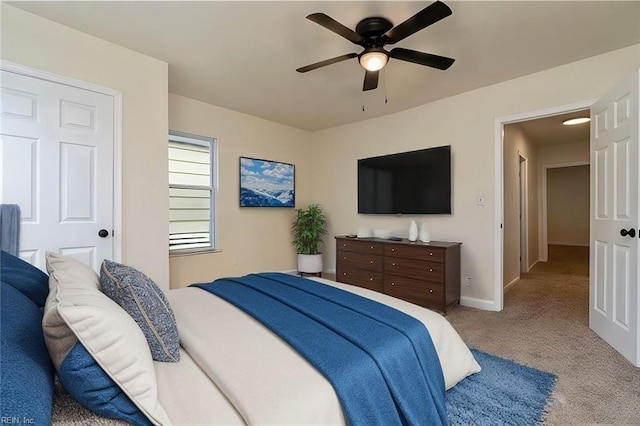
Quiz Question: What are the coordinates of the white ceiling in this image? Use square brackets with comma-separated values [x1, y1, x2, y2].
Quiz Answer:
[10, 1, 640, 132]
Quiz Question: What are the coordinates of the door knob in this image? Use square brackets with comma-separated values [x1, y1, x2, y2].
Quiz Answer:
[620, 228, 636, 238]
[98, 229, 109, 238]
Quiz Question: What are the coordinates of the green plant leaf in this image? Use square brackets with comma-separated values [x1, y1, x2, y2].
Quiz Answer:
[292, 203, 327, 255]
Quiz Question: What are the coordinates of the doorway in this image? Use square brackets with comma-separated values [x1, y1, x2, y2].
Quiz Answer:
[519, 154, 528, 275]
[495, 101, 592, 310]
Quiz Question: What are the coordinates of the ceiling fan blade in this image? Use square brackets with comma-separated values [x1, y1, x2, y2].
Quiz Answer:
[385, 1, 452, 44]
[363, 70, 379, 91]
[389, 48, 455, 70]
[306, 13, 364, 44]
[296, 53, 358, 73]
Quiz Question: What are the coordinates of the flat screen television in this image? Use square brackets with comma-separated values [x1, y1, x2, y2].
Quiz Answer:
[358, 145, 451, 215]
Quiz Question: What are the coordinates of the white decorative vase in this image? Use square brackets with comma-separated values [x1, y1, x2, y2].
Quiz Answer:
[357, 227, 372, 238]
[408, 220, 418, 242]
[419, 222, 430, 242]
[297, 254, 323, 273]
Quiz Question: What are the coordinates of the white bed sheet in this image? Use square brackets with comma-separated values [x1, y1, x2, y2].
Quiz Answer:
[154, 348, 244, 425]
[158, 276, 480, 425]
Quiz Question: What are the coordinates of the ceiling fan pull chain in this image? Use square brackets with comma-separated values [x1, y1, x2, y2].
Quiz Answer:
[384, 69, 388, 104]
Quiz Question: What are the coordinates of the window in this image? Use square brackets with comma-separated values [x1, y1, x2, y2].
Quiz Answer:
[168, 131, 217, 253]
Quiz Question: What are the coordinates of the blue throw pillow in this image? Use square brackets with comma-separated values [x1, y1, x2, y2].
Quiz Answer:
[58, 342, 152, 426]
[100, 260, 180, 362]
[0, 250, 49, 307]
[0, 282, 54, 424]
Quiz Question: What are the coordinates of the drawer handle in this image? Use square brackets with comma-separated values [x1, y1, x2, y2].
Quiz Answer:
[343, 243, 347, 247]
[429, 289, 433, 293]
[369, 277, 373, 281]
[370, 246, 374, 249]
[343, 272, 347, 276]
[391, 282, 395, 286]
[370, 260, 374, 264]
[429, 268, 433, 272]
[391, 248, 395, 252]
[429, 252, 433, 256]
[392, 262, 396, 266]
[343, 256, 347, 260]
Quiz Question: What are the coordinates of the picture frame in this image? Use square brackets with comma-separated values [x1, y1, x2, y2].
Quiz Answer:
[239, 157, 295, 207]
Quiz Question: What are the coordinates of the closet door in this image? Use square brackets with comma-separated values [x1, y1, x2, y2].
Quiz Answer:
[1, 69, 114, 272]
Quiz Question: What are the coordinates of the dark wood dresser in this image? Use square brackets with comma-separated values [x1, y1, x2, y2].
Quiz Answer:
[335, 236, 461, 314]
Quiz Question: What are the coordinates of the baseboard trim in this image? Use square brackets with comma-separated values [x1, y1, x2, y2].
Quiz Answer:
[504, 276, 519, 293]
[460, 296, 500, 311]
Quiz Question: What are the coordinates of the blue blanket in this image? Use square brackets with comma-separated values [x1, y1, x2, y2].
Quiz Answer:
[193, 272, 446, 426]
[0, 204, 20, 256]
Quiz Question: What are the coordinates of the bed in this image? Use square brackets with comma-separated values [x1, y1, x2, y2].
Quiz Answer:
[0, 250, 480, 425]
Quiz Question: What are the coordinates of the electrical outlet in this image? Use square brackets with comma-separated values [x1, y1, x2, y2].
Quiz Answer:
[466, 277, 472, 287]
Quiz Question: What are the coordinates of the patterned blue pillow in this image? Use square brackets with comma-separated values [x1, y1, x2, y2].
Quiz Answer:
[100, 260, 180, 362]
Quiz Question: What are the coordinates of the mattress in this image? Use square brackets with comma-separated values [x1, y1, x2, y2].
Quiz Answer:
[158, 276, 480, 425]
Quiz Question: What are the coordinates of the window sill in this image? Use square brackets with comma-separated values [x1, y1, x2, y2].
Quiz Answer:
[169, 248, 222, 258]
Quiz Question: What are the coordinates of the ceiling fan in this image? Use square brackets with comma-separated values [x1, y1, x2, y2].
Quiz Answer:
[296, 0, 455, 92]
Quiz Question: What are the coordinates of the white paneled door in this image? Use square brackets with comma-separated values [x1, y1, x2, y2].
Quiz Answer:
[590, 70, 639, 367]
[1, 69, 114, 272]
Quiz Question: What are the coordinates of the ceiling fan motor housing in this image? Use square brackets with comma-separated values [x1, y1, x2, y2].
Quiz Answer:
[356, 17, 393, 43]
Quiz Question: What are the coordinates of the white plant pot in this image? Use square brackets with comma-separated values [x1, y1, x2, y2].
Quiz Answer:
[297, 254, 323, 273]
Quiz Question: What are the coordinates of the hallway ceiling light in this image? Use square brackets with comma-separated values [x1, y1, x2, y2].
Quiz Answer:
[562, 117, 590, 126]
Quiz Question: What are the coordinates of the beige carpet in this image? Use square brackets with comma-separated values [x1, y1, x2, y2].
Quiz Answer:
[447, 245, 640, 425]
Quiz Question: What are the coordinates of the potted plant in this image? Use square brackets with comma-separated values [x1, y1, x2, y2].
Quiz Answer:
[292, 204, 327, 274]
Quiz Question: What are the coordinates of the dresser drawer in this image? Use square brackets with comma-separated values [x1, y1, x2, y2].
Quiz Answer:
[384, 257, 444, 282]
[384, 274, 444, 307]
[336, 239, 383, 255]
[385, 244, 445, 263]
[337, 251, 382, 272]
[336, 266, 383, 292]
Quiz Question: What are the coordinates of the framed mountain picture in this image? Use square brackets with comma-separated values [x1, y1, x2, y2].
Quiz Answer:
[239, 157, 295, 207]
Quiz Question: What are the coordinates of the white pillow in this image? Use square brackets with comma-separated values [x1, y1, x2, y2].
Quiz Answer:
[43, 252, 171, 425]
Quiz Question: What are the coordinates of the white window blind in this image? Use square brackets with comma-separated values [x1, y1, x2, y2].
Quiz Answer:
[168, 132, 216, 252]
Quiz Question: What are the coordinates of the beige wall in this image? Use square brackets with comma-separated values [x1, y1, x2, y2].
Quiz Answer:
[1, 4, 170, 289]
[503, 125, 539, 288]
[547, 165, 590, 246]
[168, 94, 312, 288]
[538, 140, 590, 166]
[310, 45, 640, 307]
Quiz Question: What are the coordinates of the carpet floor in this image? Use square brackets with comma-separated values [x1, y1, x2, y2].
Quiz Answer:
[447, 245, 640, 425]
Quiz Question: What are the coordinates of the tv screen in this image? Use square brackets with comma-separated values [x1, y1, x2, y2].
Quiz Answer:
[358, 146, 451, 215]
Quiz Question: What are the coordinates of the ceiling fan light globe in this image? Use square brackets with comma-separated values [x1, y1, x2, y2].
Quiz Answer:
[360, 51, 388, 71]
